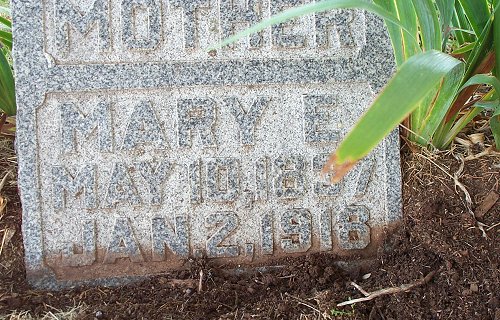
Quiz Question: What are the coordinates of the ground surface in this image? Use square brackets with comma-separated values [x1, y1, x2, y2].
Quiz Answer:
[0, 136, 498, 320]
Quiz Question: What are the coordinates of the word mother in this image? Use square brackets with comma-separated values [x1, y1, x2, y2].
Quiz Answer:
[52, 0, 363, 54]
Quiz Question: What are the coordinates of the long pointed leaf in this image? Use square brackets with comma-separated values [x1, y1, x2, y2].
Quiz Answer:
[411, 0, 441, 51]
[393, 0, 420, 62]
[494, 0, 500, 86]
[0, 49, 16, 116]
[323, 51, 464, 181]
[438, 107, 482, 148]
[414, 63, 464, 145]
[458, 0, 490, 37]
[0, 38, 11, 50]
[453, 2, 474, 44]
[460, 74, 500, 93]
[373, 0, 405, 65]
[436, 0, 455, 49]
[208, 0, 414, 51]
[492, 0, 500, 149]
[452, 42, 475, 54]
[0, 29, 12, 42]
[463, 19, 493, 82]
[0, 16, 11, 29]
[491, 109, 500, 149]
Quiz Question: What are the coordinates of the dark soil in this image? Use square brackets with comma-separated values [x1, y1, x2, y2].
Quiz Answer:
[0, 138, 498, 320]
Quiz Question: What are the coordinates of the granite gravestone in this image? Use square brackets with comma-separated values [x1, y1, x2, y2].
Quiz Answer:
[12, 0, 401, 289]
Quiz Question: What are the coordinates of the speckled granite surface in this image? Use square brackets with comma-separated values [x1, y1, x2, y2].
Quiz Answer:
[12, 0, 400, 289]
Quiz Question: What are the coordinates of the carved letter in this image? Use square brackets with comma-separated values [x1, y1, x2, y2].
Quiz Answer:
[52, 165, 97, 209]
[103, 218, 144, 264]
[271, 0, 306, 48]
[177, 98, 216, 148]
[136, 160, 173, 205]
[274, 155, 306, 199]
[261, 213, 273, 255]
[336, 206, 370, 250]
[220, 0, 264, 48]
[255, 157, 268, 201]
[354, 156, 374, 198]
[60, 101, 113, 154]
[169, 0, 211, 49]
[122, 101, 166, 150]
[315, 9, 357, 49]
[225, 96, 270, 145]
[151, 216, 189, 260]
[121, 0, 162, 50]
[303, 95, 339, 143]
[62, 219, 96, 267]
[319, 209, 333, 251]
[281, 209, 312, 253]
[55, 0, 110, 53]
[313, 153, 340, 196]
[103, 163, 141, 208]
[189, 159, 202, 203]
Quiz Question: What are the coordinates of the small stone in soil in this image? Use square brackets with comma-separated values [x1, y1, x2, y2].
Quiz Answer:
[470, 283, 479, 292]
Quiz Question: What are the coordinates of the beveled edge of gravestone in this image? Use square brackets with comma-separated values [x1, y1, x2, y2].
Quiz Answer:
[11, 1, 400, 290]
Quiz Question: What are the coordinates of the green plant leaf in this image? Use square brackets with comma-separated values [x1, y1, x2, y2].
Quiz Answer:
[436, 0, 455, 49]
[491, 108, 500, 149]
[393, 0, 420, 63]
[452, 42, 475, 54]
[0, 29, 11, 41]
[453, 2, 474, 44]
[474, 101, 500, 109]
[373, 0, 402, 65]
[0, 38, 11, 50]
[494, 0, 500, 87]
[373, 0, 419, 65]
[460, 74, 500, 93]
[412, 62, 465, 145]
[208, 0, 413, 51]
[411, 0, 441, 51]
[0, 28, 11, 51]
[323, 50, 464, 181]
[458, 0, 491, 37]
[435, 107, 482, 148]
[463, 18, 493, 82]
[450, 28, 476, 35]
[0, 49, 16, 116]
[0, 15, 11, 29]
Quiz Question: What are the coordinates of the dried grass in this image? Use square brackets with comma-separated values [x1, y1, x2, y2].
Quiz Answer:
[0, 303, 86, 320]
[0, 196, 5, 222]
[0, 136, 16, 197]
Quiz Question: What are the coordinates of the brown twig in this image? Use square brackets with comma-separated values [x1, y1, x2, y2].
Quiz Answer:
[198, 269, 204, 293]
[415, 153, 488, 238]
[0, 228, 15, 257]
[337, 271, 437, 307]
[0, 171, 10, 194]
[284, 292, 322, 314]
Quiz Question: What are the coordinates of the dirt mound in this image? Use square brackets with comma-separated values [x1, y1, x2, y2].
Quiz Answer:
[0, 139, 498, 319]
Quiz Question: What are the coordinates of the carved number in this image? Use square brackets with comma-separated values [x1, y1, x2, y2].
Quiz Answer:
[205, 212, 239, 258]
[336, 205, 370, 250]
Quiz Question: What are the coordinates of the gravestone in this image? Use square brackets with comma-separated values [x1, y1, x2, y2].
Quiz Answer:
[12, 0, 401, 289]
